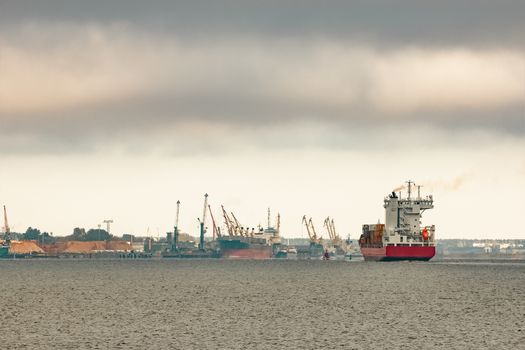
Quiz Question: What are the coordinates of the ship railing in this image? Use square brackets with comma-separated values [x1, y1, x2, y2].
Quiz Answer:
[386, 242, 435, 247]
[360, 243, 383, 248]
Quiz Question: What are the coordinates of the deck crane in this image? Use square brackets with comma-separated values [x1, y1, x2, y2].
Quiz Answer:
[230, 212, 243, 237]
[3, 205, 11, 244]
[197, 193, 208, 250]
[221, 205, 235, 236]
[208, 204, 221, 239]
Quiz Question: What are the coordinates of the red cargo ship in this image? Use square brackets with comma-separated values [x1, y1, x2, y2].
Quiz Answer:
[359, 181, 436, 261]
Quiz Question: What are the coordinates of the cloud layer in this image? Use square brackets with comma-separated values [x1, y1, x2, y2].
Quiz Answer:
[1, 23, 523, 155]
[0, 2, 523, 156]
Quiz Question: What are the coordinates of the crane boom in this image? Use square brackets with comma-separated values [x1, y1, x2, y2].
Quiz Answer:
[302, 215, 312, 240]
[308, 218, 318, 241]
[3, 205, 11, 244]
[221, 205, 234, 236]
[230, 212, 243, 236]
[331, 219, 337, 239]
[324, 217, 333, 240]
[3, 205, 10, 234]
[208, 204, 220, 239]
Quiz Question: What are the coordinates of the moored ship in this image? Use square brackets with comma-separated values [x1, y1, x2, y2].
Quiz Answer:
[218, 207, 281, 259]
[359, 181, 436, 261]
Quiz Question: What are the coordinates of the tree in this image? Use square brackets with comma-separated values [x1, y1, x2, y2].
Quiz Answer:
[71, 227, 86, 240]
[23, 227, 42, 240]
[85, 228, 111, 241]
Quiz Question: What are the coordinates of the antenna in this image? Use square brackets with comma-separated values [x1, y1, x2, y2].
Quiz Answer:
[267, 207, 271, 228]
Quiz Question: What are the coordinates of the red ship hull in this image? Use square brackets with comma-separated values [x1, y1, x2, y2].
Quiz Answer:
[220, 247, 272, 259]
[360, 245, 435, 261]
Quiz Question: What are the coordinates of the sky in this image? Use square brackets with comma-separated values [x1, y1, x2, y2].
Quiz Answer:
[0, 1, 524, 239]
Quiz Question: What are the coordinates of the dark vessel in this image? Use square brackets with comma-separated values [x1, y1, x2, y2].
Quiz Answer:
[218, 207, 281, 259]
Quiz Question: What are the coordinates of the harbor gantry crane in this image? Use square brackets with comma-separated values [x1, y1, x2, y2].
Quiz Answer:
[208, 204, 221, 239]
[197, 194, 208, 250]
[3, 205, 11, 243]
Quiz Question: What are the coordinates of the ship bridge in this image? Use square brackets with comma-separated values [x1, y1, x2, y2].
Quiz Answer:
[383, 181, 435, 246]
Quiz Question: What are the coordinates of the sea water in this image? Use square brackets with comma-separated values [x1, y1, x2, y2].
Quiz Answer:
[1, 259, 523, 349]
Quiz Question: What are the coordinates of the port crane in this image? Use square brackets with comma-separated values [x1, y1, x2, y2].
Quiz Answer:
[324, 217, 334, 241]
[302, 215, 312, 241]
[330, 218, 343, 246]
[325, 217, 346, 252]
[303, 216, 322, 244]
[308, 218, 321, 243]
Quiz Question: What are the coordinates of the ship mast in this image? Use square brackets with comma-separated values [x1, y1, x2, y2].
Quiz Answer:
[406, 180, 413, 199]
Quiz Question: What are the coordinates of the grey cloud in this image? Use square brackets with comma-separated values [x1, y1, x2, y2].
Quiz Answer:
[1, 91, 523, 156]
[1, 0, 524, 48]
[1, 1, 524, 156]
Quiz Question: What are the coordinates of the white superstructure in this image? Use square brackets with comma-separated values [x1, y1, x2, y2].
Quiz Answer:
[383, 180, 435, 246]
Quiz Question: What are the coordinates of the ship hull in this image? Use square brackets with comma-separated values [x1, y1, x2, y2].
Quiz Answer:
[220, 247, 272, 259]
[218, 237, 273, 259]
[360, 245, 435, 261]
